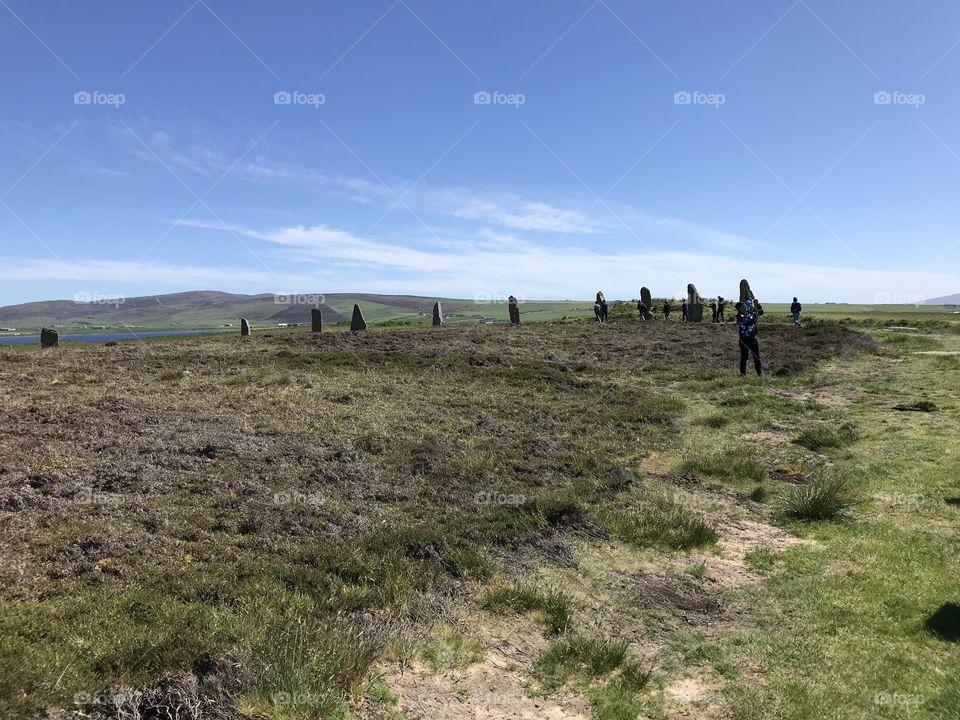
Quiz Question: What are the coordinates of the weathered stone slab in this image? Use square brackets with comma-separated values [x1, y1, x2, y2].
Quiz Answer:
[40, 328, 59, 348]
[508, 296, 520, 325]
[311, 308, 322, 333]
[739, 279, 755, 304]
[687, 284, 703, 322]
[351, 304, 366, 331]
[240, 318, 251, 336]
[432, 302, 443, 326]
[640, 287, 652, 311]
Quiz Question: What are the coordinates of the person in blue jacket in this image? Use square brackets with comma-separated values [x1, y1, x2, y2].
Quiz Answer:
[735, 299, 764, 376]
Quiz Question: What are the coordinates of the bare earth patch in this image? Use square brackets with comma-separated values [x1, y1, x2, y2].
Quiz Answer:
[380, 615, 590, 720]
[705, 517, 807, 588]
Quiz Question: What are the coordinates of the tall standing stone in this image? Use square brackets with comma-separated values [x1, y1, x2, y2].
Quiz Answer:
[311, 308, 323, 333]
[640, 287, 654, 319]
[739, 279, 755, 304]
[240, 318, 251, 337]
[40, 328, 59, 348]
[508, 296, 520, 325]
[351, 304, 366, 332]
[432, 302, 443, 326]
[687, 284, 704, 323]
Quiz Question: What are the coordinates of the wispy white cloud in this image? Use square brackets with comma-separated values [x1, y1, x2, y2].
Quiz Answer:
[0, 257, 313, 289]
[175, 218, 955, 303]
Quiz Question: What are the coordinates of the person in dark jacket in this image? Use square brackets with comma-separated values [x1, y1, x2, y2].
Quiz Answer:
[710, 299, 719, 323]
[681, 299, 688, 322]
[790, 297, 802, 327]
[637, 299, 650, 320]
[663, 300, 671, 320]
[595, 291, 608, 323]
[717, 296, 727, 322]
[735, 300, 764, 376]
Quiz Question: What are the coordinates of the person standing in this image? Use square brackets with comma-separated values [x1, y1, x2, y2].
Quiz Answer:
[681, 298, 688, 322]
[637, 299, 650, 320]
[790, 297, 802, 327]
[735, 299, 764, 376]
[595, 291, 608, 323]
[663, 300, 671, 320]
[718, 296, 727, 322]
[710, 299, 719, 323]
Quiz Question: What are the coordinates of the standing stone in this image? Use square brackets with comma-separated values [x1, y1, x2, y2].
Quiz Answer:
[40, 328, 59, 348]
[640, 287, 654, 320]
[739, 278, 755, 304]
[311, 308, 323, 333]
[240, 318, 251, 336]
[432, 302, 443, 326]
[508, 296, 520, 325]
[687, 284, 704, 323]
[351, 304, 366, 331]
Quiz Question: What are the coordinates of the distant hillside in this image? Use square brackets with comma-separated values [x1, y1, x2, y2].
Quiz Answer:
[924, 293, 960, 305]
[0, 291, 592, 330]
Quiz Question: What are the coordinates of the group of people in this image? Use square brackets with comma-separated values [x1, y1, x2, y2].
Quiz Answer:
[595, 290, 806, 378]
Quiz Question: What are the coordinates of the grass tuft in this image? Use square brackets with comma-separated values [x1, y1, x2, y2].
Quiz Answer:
[793, 423, 858, 451]
[679, 448, 766, 483]
[481, 584, 572, 635]
[780, 474, 857, 522]
[602, 496, 717, 551]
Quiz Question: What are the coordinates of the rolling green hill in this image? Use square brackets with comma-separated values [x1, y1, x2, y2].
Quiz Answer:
[1, 291, 957, 335]
[0, 291, 596, 332]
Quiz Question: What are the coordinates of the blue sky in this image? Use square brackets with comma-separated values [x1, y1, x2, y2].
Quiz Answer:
[1, 0, 958, 305]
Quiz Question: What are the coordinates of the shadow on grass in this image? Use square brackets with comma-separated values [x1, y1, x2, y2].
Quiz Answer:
[925, 603, 960, 643]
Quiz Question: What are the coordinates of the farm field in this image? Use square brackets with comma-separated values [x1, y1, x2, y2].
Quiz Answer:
[1, 314, 958, 720]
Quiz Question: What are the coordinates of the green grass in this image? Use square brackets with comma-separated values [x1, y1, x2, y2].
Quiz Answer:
[418, 624, 485, 672]
[678, 447, 767, 483]
[793, 422, 859, 451]
[779, 473, 858, 521]
[481, 584, 573, 634]
[4, 316, 959, 720]
[601, 495, 717, 551]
